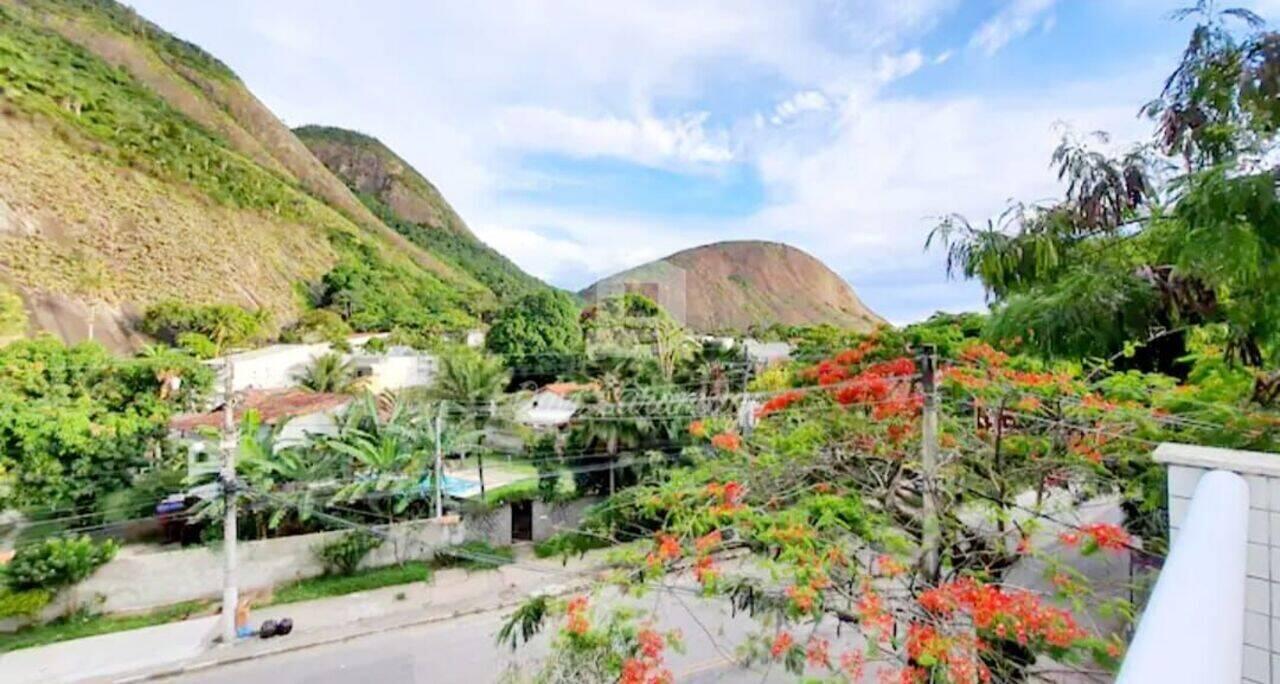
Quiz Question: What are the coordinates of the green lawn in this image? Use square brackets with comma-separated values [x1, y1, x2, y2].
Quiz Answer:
[0, 600, 212, 653]
[268, 561, 433, 605]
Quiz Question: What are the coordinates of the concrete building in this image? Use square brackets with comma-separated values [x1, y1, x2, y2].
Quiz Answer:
[207, 335, 436, 399]
[514, 382, 595, 429]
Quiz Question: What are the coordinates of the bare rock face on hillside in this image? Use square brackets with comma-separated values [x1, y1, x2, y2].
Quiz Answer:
[581, 241, 886, 333]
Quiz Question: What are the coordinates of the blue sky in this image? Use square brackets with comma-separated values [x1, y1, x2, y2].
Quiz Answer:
[128, 0, 1280, 324]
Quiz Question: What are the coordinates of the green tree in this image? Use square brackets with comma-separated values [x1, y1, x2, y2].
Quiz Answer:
[140, 300, 269, 353]
[294, 352, 360, 394]
[429, 346, 511, 495]
[0, 337, 211, 510]
[928, 5, 1280, 394]
[486, 290, 584, 382]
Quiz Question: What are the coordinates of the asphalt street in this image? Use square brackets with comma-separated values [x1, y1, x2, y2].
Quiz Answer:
[164, 593, 789, 684]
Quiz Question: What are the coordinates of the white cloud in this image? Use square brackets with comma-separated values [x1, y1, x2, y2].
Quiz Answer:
[495, 107, 733, 167]
[126, 0, 1174, 321]
[876, 50, 927, 82]
[969, 0, 1058, 56]
[769, 90, 830, 126]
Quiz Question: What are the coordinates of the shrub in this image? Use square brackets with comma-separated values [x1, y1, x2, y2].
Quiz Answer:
[532, 531, 610, 560]
[140, 301, 268, 350]
[278, 310, 352, 345]
[6, 537, 118, 591]
[0, 285, 25, 338]
[0, 589, 52, 619]
[314, 531, 383, 576]
[175, 332, 217, 359]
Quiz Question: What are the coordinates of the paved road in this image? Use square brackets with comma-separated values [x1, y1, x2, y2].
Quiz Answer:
[165, 594, 788, 684]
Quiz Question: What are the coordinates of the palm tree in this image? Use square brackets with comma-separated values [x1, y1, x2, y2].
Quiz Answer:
[326, 427, 426, 520]
[428, 347, 511, 496]
[239, 412, 338, 530]
[572, 373, 652, 495]
[295, 352, 360, 394]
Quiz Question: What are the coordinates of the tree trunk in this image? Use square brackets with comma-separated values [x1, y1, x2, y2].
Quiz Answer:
[607, 432, 617, 495]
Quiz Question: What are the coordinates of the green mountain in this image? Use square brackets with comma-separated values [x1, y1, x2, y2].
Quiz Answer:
[295, 125, 550, 302]
[0, 0, 532, 350]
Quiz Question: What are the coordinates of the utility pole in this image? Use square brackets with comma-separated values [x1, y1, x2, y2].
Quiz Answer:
[738, 338, 753, 437]
[434, 404, 444, 518]
[219, 362, 238, 645]
[919, 346, 940, 582]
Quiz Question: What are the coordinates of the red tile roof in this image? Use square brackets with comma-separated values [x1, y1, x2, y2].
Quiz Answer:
[541, 382, 597, 398]
[169, 389, 351, 432]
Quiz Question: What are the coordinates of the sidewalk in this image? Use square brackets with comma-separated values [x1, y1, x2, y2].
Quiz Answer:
[0, 548, 608, 684]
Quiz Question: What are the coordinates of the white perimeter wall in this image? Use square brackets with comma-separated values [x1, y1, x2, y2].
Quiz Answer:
[1158, 444, 1280, 684]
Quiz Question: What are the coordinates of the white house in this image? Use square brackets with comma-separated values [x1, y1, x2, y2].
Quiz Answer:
[744, 339, 792, 365]
[515, 382, 595, 429]
[347, 345, 437, 394]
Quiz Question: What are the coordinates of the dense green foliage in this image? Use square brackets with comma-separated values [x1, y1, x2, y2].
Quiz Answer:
[356, 191, 546, 302]
[140, 300, 269, 351]
[315, 238, 479, 333]
[0, 338, 211, 510]
[5, 536, 117, 591]
[487, 290, 585, 380]
[314, 530, 383, 576]
[929, 4, 1280, 394]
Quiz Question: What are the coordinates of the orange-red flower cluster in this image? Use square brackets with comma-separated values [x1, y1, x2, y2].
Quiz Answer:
[905, 623, 991, 684]
[770, 631, 795, 659]
[565, 595, 590, 636]
[960, 342, 1009, 367]
[917, 578, 1087, 649]
[873, 395, 924, 421]
[834, 339, 878, 366]
[1067, 433, 1108, 464]
[688, 420, 706, 437]
[856, 585, 894, 638]
[756, 390, 805, 418]
[1059, 523, 1130, 552]
[840, 650, 866, 681]
[785, 584, 818, 614]
[711, 431, 742, 452]
[693, 555, 718, 586]
[705, 481, 745, 513]
[655, 533, 681, 561]
[622, 628, 673, 684]
[876, 553, 907, 577]
[694, 530, 723, 554]
[805, 636, 830, 668]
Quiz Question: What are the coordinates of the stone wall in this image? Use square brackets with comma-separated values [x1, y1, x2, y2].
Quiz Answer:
[532, 497, 603, 542]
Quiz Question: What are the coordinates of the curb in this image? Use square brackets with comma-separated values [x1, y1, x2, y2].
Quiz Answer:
[106, 577, 593, 683]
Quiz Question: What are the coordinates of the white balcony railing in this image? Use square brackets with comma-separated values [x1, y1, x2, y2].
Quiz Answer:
[1116, 469, 1249, 683]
